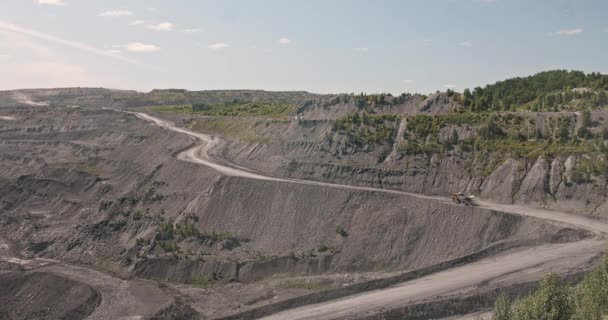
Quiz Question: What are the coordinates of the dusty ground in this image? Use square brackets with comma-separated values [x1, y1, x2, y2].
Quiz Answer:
[127, 111, 607, 319]
[0, 106, 605, 319]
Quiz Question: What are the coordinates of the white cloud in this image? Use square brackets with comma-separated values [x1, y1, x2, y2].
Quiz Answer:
[99, 10, 134, 17]
[0, 20, 138, 64]
[555, 28, 583, 36]
[122, 42, 160, 53]
[444, 84, 458, 89]
[354, 47, 369, 52]
[0, 53, 10, 59]
[402, 80, 413, 84]
[278, 37, 291, 44]
[129, 20, 145, 26]
[208, 43, 229, 50]
[458, 41, 473, 47]
[146, 22, 173, 31]
[108, 49, 121, 54]
[37, 0, 67, 6]
[183, 28, 201, 34]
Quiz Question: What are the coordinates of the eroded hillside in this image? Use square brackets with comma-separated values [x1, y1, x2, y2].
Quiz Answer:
[0, 104, 588, 319]
[0, 70, 607, 319]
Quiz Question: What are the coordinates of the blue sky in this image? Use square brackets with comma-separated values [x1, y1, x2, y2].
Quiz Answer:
[0, 0, 606, 94]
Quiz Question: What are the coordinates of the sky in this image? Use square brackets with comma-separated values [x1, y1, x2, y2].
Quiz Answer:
[0, 0, 607, 94]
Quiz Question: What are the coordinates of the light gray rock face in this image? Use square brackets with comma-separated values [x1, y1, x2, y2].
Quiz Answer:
[515, 157, 549, 204]
[480, 159, 522, 203]
[549, 157, 563, 196]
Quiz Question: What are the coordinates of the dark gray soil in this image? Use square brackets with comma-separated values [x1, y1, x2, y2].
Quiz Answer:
[0, 271, 100, 320]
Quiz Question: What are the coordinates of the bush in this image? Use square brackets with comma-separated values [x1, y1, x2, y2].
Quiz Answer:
[191, 274, 214, 287]
[176, 222, 200, 238]
[335, 226, 348, 237]
[135, 237, 149, 246]
[318, 244, 334, 253]
[158, 240, 179, 253]
[156, 222, 175, 240]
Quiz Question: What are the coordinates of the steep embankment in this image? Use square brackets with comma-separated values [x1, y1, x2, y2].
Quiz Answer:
[0, 271, 100, 319]
[134, 175, 567, 283]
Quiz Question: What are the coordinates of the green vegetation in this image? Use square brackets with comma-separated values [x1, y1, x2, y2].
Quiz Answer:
[407, 112, 489, 137]
[317, 244, 335, 253]
[333, 113, 398, 146]
[395, 110, 608, 181]
[143, 185, 166, 202]
[461, 70, 608, 112]
[493, 256, 608, 320]
[154, 215, 239, 254]
[400, 112, 606, 159]
[185, 118, 271, 144]
[400, 112, 490, 156]
[573, 156, 608, 184]
[135, 237, 150, 246]
[354, 93, 393, 109]
[158, 240, 179, 253]
[151, 100, 294, 119]
[191, 274, 215, 287]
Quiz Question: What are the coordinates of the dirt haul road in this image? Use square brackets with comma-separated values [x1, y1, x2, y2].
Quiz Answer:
[129, 111, 608, 319]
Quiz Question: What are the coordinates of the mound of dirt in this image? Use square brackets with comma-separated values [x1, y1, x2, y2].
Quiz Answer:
[0, 271, 100, 320]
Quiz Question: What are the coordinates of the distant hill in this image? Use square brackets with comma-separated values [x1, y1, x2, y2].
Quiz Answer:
[1, 70, 607, 113]
[460, 70, 608, 112]
[0, 87, 327, 109]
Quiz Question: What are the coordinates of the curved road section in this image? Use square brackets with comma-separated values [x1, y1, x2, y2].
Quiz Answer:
[130, 111, 608, 320]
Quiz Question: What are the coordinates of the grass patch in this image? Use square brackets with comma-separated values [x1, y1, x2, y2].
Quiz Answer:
[191, 274, 215, 287]
[186, 118, 271, 144]
[151, 101, 295, 119]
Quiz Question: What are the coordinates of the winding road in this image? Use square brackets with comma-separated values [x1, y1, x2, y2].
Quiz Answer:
[129, 111, 608, 320]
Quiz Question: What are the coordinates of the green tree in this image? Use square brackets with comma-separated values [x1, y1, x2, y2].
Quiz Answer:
[577, 110, 592, 138]
[478, 116, 504, 140]
[493, 294, 512, 320]
[581, 110, 592, 128]
[448, 128, 459, 146]
[573, 256, 608, 320]
[463, 88, 473, 107]
[511, 273, 573, 320]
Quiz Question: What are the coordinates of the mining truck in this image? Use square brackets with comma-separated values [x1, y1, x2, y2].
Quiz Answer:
[451, 192, 475, 206]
